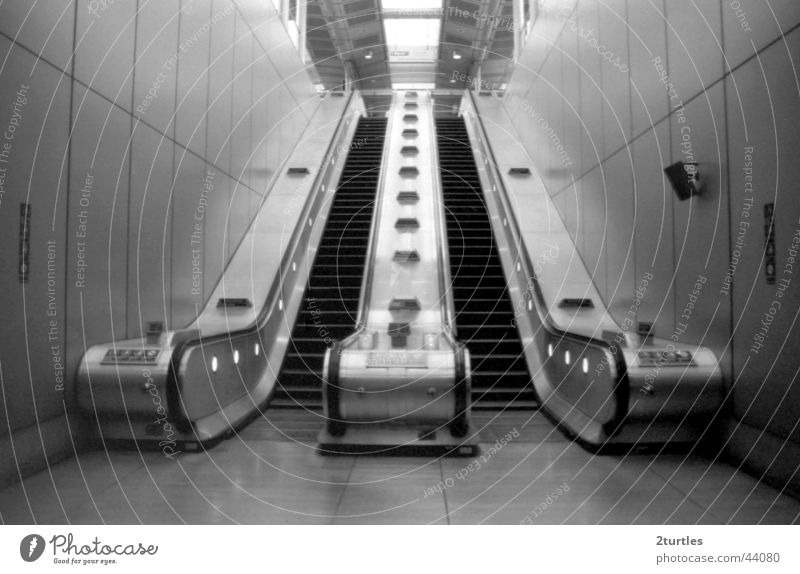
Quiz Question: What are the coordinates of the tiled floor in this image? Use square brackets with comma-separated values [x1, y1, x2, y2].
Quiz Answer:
[1, 410, 799, 524]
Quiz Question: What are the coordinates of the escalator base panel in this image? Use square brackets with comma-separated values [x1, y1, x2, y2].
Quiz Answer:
[317, 425, 480, 457]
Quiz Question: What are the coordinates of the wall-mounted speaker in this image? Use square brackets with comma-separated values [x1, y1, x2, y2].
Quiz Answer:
[664, 160, 702, 200]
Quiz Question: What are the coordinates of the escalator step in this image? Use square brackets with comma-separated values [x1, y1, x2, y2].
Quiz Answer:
[437, 116, 537, 410]
[273, 117, 387, 408]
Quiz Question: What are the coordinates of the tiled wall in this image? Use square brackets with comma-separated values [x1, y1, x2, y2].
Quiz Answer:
[502, 0, 800, 487]
[0, 0, 319, 485]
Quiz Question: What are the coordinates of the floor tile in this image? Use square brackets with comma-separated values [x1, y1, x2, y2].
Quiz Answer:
[334, 458, 446, 524]
[2, 414, 798, 524]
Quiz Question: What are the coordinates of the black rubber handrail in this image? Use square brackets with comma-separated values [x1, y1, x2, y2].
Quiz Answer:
[165, 91, 358, 425]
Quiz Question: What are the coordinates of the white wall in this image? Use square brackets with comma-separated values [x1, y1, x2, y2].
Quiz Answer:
[501, 0, 800, 493]
[0, 0, 320, 487]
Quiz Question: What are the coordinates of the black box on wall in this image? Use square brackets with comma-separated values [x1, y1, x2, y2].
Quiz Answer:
[664, 161, 701, 201]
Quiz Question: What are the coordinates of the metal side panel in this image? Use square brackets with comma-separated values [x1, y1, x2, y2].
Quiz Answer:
[464, 91, 723, 449]
[188, 93, 357, 336]
[76, 91, 364, 447]
[322, 90, 473, 448]
[466, 95, 620, 341]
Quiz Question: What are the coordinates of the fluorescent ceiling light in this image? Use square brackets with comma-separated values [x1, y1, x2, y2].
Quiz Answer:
[384, 18, 441, 47]
[392, 82, 436, 90]
[382, 0, 442, 9]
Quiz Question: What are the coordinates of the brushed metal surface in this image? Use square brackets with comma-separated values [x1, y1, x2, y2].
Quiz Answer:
[463, 90, 724, 448]
[76, 92, 362, 445]
[324, 91, 468, 431]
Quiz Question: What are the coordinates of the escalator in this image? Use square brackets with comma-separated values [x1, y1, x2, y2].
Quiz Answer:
[435, 116, 537, 410]
[271, 117, 388, 408]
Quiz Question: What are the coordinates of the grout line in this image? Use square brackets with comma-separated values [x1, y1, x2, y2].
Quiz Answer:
[646, 462, 724, 524]
[331, 456, 357, 525]
[61, 455, 152, 517]
[440, 458, 451, 525]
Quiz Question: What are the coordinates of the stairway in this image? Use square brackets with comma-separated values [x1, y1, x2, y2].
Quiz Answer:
[435, 116, 537, 410]
[271, 117, 387, 408]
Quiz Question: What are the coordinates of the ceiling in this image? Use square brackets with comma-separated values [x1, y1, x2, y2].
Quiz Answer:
[304, 0, 516, 91]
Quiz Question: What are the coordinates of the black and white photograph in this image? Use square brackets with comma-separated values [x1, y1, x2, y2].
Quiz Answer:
[0, 0, 798, 571]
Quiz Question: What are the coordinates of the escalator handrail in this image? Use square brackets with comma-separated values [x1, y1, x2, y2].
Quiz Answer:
[168, 90, 358, 357]
[428, 99, 459, 344]
[342, 93, 460, 355]
[182, 91, 345, 331]
[463, 90, 630, 433]
[350, 96, 395, 333]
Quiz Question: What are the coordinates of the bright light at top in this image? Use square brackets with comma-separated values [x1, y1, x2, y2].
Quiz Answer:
[384, 18, 441, 47]
[382, 0, 442, 10]
[392, 83, 436, 90]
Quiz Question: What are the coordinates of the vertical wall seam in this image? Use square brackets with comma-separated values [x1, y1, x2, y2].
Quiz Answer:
[662, 0, 676, 336]
[165, 0, 178, 328]
[228, 3, 237, 297]
[64, 0, 79, 423]
[175, 0, 185, 313]
[593, 1, 607, 299]
[624, 0, 636, 309]
[202, 0, 214, 310]
[127, 0, 140, 339]
[576, 0, 584, 256]
[248, 30, 254, 213]
[719, 0, 735, 388]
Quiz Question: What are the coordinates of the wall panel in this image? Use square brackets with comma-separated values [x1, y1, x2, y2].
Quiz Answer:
[722, 0, 800, 71]
[597, 0, 630, 156]
[576, 0, 605, 174]
[664, 0, 723, 104]
[133, 0, 180, 135]
[602, 147, 636, 317]
[0, 0, 320, 488]
[630, 120, 675, 339]
[74, 0, 136, 110]
[501, 2, 800, 488]
[0, 39, 71, 431]
[0, 0, 75, 74]
[66, 84, 131, 379]
[127, 121, 174, 339]
[206, 0, 235, 172]
[171, 149, 215, 327]
[176, 0, 212, 156]
[669, 82, 729, 361]
[727, 28, 800, 442]
[577, 165, 607, 296]
[627, 0, 668, 138]
[230, 10, 254, 187]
